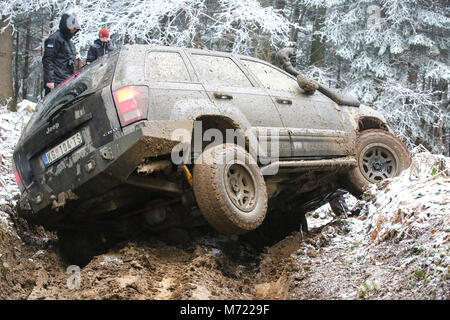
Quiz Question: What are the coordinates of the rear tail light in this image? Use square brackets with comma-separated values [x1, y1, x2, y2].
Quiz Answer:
[14, 171, 20, 185]
[113, 86, 148, 126]
[12, 162, 25, 192]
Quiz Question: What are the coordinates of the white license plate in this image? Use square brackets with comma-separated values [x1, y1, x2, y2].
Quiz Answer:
[42, 132, 83, 166]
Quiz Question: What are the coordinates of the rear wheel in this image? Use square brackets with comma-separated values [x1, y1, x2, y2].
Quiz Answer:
[193, 143, 268, 235]
[345, 129, 411, 197]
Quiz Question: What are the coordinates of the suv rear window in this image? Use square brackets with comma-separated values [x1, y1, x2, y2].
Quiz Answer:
[31, 51, 119, 125]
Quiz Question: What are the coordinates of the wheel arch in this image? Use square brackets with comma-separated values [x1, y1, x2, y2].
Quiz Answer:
[358, 116, 388, 133]
[193, 114, 258, 158]
[356, 104, 389, 133]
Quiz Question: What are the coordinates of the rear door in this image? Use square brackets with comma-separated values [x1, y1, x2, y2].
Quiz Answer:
[186, 52, 290, 159]
[241, 59, 348, 158]
[144, 48, 211, 122]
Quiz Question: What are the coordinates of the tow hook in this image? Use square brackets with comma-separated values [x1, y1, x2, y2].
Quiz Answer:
[34, 193, 43, 204]
[84, 159, 96, 173]
[100, 147, 114, 160]
[50, 190, 79, 211]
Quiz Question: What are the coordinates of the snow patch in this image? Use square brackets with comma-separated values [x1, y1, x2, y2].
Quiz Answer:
[360, 146, 449, 247]
[0, 102, 34, 227]
[17, 100, 37, 113]
[100, 256, 124, 267]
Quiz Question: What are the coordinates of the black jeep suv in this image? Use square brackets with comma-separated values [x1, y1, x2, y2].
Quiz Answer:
[13, 45, 410, 264]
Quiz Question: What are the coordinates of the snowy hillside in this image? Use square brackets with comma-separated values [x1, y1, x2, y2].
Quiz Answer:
[298, 147, 449, 299]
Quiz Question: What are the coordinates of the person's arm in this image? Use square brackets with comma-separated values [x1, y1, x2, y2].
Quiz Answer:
[86, 45, 97, 63]
[42, 37, 59, 88]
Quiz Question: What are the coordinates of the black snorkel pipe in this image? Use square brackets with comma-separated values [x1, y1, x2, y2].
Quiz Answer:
[276, 47, 360, 107]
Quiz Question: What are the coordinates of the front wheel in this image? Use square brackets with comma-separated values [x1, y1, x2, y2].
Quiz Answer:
[193, 143, 268, 235]
[344, 129, 411, 197]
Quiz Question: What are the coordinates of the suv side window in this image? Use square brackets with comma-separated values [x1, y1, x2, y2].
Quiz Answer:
[191, 54, 252, 87]
[242, 60, 299, 94]
[146, 51, 190, 82]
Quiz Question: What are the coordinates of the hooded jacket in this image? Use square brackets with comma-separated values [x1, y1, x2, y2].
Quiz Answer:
[42, 14, 80, 85]
[86, 39, 116, 63]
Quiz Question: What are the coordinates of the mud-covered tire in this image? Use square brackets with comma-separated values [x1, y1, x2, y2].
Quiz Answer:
[193, 143, 268, 235]
[345, 129, 411, 197]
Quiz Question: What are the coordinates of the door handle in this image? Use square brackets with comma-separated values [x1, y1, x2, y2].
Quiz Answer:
[276, 98, 292, 105]
[213, 92, 233, 100]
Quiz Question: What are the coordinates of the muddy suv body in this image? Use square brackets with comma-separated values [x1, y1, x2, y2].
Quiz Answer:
[13, 45, 410, 244]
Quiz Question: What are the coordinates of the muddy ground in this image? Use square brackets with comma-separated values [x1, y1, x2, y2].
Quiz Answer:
[0, 198, 448, 300]
[0, 211, 363, 300]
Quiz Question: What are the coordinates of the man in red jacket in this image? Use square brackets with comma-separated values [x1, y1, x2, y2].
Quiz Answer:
[86, 28, 116, 64]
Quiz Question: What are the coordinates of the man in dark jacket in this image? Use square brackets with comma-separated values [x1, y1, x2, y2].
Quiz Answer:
[86, 28, 115, 64]
[42, 13, 81, 96]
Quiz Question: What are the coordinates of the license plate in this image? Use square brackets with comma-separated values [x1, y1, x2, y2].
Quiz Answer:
[42, 132, 83, 166]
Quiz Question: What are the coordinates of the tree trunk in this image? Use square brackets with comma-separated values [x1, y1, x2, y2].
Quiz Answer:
[337, 56, 341, 87]
[438, 113, 443, 155]
[289, 4, 306, 44]
[0, 17, 15, 110]
[13, 29, 20, 106]
[407, 64, 418, 89]
[422, 72, 426, 91]
[407, 46, 419, 89]
[257, 35, 272, 63]
[22, 19, 32, 100]
[310, 6, 326, 67]
[438, 79, 448, 107]
[273, 0, 287, 16]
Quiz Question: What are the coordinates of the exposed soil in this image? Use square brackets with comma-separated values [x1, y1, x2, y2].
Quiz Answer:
[0, 193, 448, 301]
[0, 216, 306, 300]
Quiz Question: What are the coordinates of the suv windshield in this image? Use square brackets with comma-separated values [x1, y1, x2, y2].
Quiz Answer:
[29, 50, 119, 128]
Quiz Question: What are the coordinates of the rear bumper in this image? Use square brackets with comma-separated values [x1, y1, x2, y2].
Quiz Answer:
[17, 120, 194, 225]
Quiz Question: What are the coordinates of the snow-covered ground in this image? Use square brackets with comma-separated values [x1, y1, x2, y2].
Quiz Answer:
[361, 147, 449, 247]
[0, 102, 35, 226]
[310, 146, 449, 248]
[298, 146, 449, 299]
